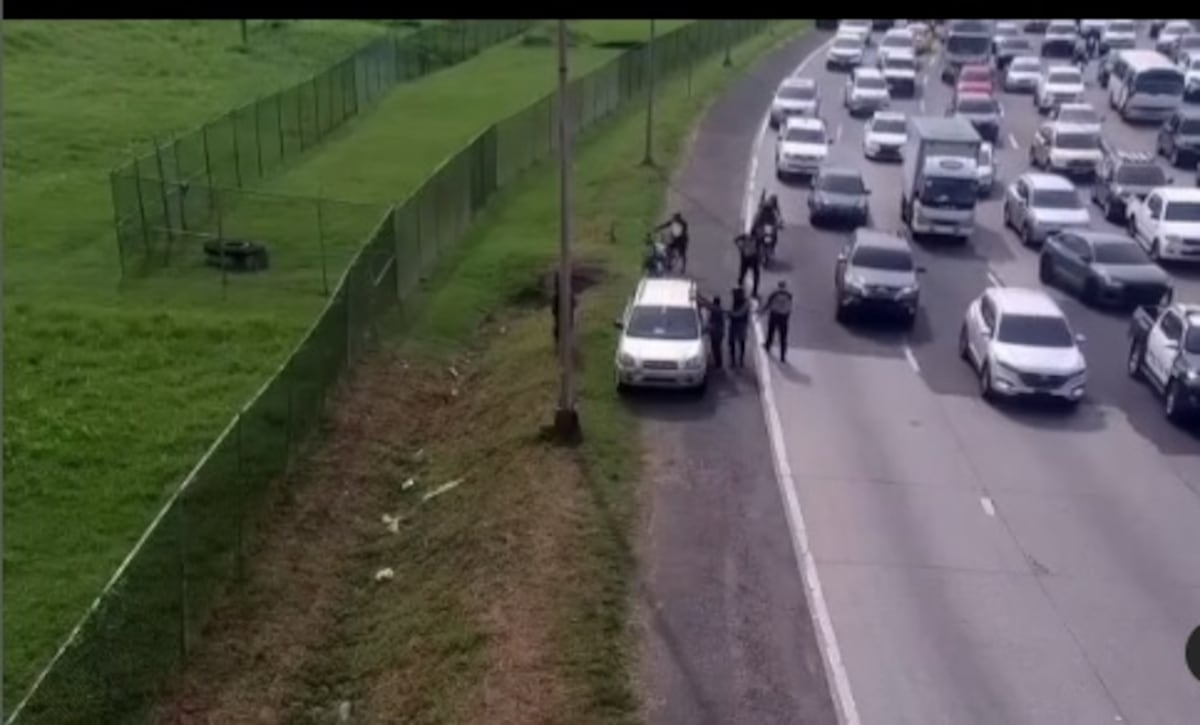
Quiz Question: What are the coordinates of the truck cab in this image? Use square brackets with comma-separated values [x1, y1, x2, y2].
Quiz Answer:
[901, 116, 983, 242]
[1127, 301, 1200, 422]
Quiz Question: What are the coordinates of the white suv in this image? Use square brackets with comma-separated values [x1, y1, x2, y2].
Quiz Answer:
[1127, 187, 1200, 262]
[844, 67, 891, 116]
[1035, 65, 1085, 114]
[776, 116, 830, 178]
[1003, 172, 1092, 247]
[959, 287, 1088, 408]
[614, 278, 708, 392]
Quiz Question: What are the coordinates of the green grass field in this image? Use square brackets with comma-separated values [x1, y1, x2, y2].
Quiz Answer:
[2, 18, 696, 708]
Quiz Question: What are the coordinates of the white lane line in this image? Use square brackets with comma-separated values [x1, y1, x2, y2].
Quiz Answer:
[980, 496, 997, 517]
[1007, 133, 1018, 150]
[834, 123, 842, 142]
[903, 345, 921, 374]
[919, 98, 926, 112]
[987, 270, 1005, 288]
[741, 34, 861, 725]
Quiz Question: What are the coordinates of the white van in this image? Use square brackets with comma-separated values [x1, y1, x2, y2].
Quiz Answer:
[1108, 49, 1187, 123]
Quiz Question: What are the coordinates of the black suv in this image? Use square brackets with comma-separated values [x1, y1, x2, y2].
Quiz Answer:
[1091, 148, 1169, 223]
[1157, 108, 1200, 169]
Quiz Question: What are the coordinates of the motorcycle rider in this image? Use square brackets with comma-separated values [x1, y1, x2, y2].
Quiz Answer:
[654, 212, 690, 273]
[751, 193, 783, 262]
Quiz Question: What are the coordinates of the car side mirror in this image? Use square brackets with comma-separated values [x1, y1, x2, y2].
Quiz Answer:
[1075, 333, 1087, 344]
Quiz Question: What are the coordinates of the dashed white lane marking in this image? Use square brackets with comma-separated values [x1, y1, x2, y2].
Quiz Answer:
[987, 270, 1006, 288]
[834, 123, 842, 142]
[742, 34, 862, 725]
[1007, 133, 1018, 150]
[903, 345, 921, 374]
[919, 98, 926, 112]
[980, 496, 997, 517]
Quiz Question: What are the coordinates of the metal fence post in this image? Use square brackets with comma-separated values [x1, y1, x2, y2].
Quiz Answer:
[231, 115, 243, 188]
[153, 140, 175, 263]
[201, 126, 216, 223]
[312, 76, 322, 141]
[316, 196, 330, 296]
[297, 86, 307, 152]
[173, 138, 189, 232]
[110, 170, 128, 279]
[254, 101, 264, 179]
[276, 93, 285, 161]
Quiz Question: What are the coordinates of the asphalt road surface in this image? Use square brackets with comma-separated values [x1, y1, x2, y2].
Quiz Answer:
[639, 24, 1200, 725]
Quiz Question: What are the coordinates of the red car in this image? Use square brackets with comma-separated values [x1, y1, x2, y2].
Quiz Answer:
[955, 64, 995, 97]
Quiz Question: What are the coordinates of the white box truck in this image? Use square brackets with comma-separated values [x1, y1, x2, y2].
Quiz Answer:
[901, 116, 983, 243]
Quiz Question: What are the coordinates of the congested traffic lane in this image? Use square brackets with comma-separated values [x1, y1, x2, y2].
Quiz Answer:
[743, 28, 1200, 723]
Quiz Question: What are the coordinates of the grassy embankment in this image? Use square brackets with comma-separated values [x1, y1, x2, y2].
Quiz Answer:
[147, 21, 809, 724]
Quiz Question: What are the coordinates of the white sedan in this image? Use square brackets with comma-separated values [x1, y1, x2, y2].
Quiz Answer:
[862, 111, 907, 161]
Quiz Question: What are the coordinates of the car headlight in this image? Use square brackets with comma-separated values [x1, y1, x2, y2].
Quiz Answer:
[683, 354, 705, 370]
[864, 140, 881, 154]
[1165, 234, 1184, 248]
[1099, 273, 1123, 289]
[618, 352, 637, 368]
[846, 275, 867, 292]
[899, 284, 919, 297]
[992, 358, 1022, 378]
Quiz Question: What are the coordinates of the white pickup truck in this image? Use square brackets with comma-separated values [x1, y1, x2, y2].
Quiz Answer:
[1126, 300, 1200, 422]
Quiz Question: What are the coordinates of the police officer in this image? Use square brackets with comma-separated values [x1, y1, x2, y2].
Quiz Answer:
[655, 212, 690, 273]
[699, 294, 726, 369]
[734, 232, 762, 298]
[727, 287, 751, 368]
[760, 280, 794, 363]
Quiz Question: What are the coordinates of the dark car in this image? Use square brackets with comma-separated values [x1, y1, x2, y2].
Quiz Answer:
[993, 36, 1035, 70]
[816, 19, 839, 30]
[1157, 108, 1200, 169]
[1040, 230, 1172, 308]
[834, 229, 925, 326]
[1092, 149, 1170, 222]
[1025, 20, 1050, 34]
[948, 92, 1002, 142]
[808, 166, 871, 227]
[872, 19, 894, 31]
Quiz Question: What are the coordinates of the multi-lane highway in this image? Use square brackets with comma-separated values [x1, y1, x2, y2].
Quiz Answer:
[731, 26, 1200, 725]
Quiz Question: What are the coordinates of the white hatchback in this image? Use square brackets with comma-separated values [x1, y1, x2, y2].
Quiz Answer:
[959, 286, 1088, 407]
[614, 277, 708, 392]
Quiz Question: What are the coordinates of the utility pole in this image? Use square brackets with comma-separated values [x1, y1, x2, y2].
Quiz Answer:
[553, 19, 581, 442]
[724, 20, 733, 67]
[642, 19, 657, 166]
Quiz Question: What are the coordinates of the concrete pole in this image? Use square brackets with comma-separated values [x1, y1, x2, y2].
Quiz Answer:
[554, 19, 581, 441]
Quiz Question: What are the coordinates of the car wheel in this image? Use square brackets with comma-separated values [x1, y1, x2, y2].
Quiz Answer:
[1083, 278, 1099, 305]
[1038, 255, 1055, 285]
[979, 362, 996, 401]
[1166, 379, 1186, 422]
[1022, 223, 1036, 248]
[835, 300, 847, 324]
[1127, 343, 1144, 380]
[958, 324, 971, 363]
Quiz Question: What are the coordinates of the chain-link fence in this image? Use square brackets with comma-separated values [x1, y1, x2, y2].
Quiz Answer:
[110, 19, 532, 278]
[7, 19, 774, 724]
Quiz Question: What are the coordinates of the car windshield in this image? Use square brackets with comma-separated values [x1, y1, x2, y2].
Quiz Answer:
[996, 25, 1019, 37]
[947, 36, 990, 55]
[1185, 327, 1200, 355]
[1107, 21, 1136, 34]
[779, 85, 816, 100]
[920, 176, 977, 207]
[1058, 107, 1098, 123]
[785, 127, 825, 144]
[834, 38, 861, 50]
[996, 313, 1075, 347]
[625, 306, 700, 340]
[1000, 38, 1032, 51]
[873, 118, 907, 134]
[1133, 70, 1185, 95]
[1179, 119, 1200, 134]
[1164, 201, 1200, 222]
[1033, 189, 1083, 209]
[818, 173, 866, 194]
[882, 37, 912, 48]
[1055, 132, 1099, 150]
[857, 75, 887, 89]
[1092, 242, 1149, 264]
[851, 246, 914, 271]
[1115, 164, 1167, 185]
[1012, 58, 1041, 72]
[1166, 22, 1193, 35]
[1049, 70, 1081, 85]
[885, 57, 916, 71]
[958, 98, 998, 114]
[1047, 23, 1076, 35]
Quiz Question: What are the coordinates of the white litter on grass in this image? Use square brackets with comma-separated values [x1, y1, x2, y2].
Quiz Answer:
[411, 448, 426, 463]
[374, 567, 395, 582]
[448, 365, 460, 379]
[381, 513, 402, 533]
[422, 478, 464, 503]
[401, 476, 416, 491]
[338, 700, 352, 723]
